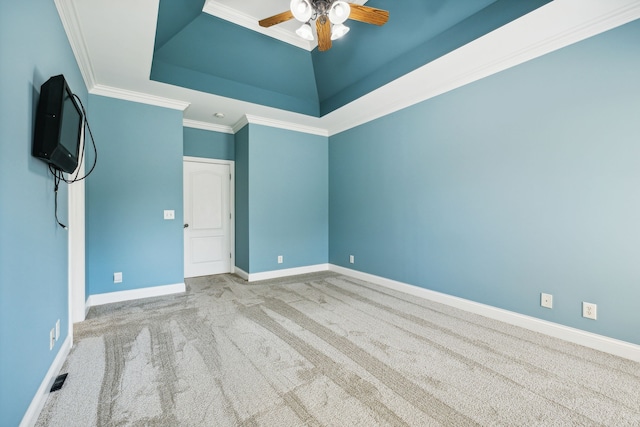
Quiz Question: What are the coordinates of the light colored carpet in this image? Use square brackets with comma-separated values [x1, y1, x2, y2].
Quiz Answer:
[36, 272, 640, 426]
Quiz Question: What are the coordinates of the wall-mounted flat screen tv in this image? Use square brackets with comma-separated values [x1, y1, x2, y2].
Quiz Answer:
[32, 74, 83, 174]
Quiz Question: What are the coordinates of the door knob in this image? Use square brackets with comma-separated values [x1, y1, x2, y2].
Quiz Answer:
[184, 224, 189, 228]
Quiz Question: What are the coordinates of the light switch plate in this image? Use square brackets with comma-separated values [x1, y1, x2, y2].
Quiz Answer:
[164, 210, 175, 220]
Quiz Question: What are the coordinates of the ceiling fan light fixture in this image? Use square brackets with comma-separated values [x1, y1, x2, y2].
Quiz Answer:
[329, 1, 351, 25]
[290, 0, 313, 22]
[296, 23, 315, 41]
[260, 1, 388, 52]
[330, 23, 350, 40]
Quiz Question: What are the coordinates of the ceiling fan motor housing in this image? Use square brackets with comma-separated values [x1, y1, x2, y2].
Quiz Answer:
[291, 0, 348, 22]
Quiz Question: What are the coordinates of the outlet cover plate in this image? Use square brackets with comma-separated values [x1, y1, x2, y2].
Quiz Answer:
[114, 272, 123, 283]
[541, 293, 553, 309]
[583, 302, 597, 320]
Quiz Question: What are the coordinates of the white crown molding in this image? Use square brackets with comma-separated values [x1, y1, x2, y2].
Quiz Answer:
[90, 84, 191, 111]
[54, 0, 97, 90]
[203, 0, 315, 51]
[231, 115, 250, 134]
[329, 265, 640, 362]
[183, 119, 234, 134]
[324, 0, 640, 136]
[235, 114, 329, 137]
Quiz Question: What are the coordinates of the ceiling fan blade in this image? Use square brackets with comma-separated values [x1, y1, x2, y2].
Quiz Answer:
[348, 4, 389, 26]
[316, 16, 332, 51]
[259, 10, 294, 28]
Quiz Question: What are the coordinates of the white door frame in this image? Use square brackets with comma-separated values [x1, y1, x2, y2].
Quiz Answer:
[68, 163, 86, 328]
[183, 156, 235, 275]
[69, 128, 87, 332]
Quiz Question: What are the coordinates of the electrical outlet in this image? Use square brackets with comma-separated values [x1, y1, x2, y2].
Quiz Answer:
[50, 328, 55, 350]
[114, 272, 123, 283]
[277, 255, 283, 264]
[55, 319, 60, 341]
[541, 293, 553, 309]
[349, 255, 355, 264]
[583, 302, 597, 320]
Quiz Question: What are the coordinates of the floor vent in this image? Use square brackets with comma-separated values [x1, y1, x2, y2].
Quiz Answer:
[50, 373, 68, 392]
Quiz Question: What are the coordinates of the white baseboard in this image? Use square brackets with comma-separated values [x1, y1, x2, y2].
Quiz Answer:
[20, 336, 72, 427]
[234, 267, 249, 281]
[329, 265, 640, 362]
[235, 264, 330, 282]
[86, 283, 186, 308]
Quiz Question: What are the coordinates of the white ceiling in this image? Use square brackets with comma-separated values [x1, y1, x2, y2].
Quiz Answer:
[56, 0, 640, 136]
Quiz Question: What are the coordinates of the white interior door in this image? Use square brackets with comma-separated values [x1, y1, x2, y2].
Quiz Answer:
[184, 160, 231, 278]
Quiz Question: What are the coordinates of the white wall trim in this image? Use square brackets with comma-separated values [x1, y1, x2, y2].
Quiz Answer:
[232, 114, 329, 137]
[183, 157, 233, 166]
[68, 149, 86, 325]
[86, 283, 186, 308]
[231, 115, 249, 134]
[234, 267, 249, 281]
[183, 119, 234, 134]
[329, 265, 640, 362]
[90, 84, 191, 111]
[236, 264, 330, 282]
[54, 0, 96, 90]
[246, 114, 329, 137]
[19, 336, 72, 427]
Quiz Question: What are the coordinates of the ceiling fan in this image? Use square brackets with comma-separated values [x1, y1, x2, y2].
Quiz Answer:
[259, 0, 389, 52]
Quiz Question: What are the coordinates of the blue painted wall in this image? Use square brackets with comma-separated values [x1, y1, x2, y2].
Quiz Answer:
[329, 20, 640, 345]
[237, 124, 329, 273]
[86, 96, 184, 295]
[183, 127, 234, 160]
[0, 1, 87, 425]
[234, 125, 250, 272]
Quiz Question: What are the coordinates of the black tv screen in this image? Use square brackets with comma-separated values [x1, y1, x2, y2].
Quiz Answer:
[33, 75, 83, 174]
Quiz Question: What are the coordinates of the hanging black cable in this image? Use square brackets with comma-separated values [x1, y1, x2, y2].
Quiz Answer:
[50, 165, 67, 229]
